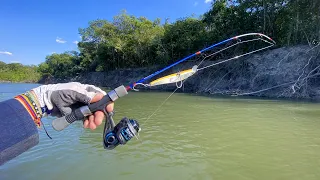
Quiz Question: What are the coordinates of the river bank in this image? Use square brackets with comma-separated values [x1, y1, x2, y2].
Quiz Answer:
[38, 45, 320, 101]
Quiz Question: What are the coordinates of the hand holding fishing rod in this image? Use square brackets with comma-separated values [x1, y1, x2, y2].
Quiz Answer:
[18, 82, 140, 150]
[50, 84, 141, 149]
[52, 85, 127, 131]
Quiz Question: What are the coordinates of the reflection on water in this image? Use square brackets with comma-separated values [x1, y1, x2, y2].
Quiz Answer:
[1, 83, 320, 180]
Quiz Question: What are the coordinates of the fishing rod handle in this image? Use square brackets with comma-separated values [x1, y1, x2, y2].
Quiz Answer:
[52, 85, 128, 131]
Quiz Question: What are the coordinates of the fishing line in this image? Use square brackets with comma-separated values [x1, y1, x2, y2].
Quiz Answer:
[197, 41, 275, 71]
[139, 50, 206, 127]
[139, 34, 276, 128]
[140, 83, 182, 127]
[236, 44, 320, 96]
[197, 38, 267, 68]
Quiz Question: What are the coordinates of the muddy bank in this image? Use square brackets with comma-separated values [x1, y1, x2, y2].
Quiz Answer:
[39, 45, 320, 101]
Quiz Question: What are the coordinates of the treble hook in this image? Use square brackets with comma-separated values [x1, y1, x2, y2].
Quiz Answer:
[175, 71, 183, 89]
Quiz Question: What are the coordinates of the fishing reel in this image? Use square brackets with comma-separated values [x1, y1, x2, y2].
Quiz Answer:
[103, 111, 141, 150]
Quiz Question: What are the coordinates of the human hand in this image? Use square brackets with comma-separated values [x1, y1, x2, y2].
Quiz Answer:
[31, 82, 114, 130]
[82, 92, 114, 130]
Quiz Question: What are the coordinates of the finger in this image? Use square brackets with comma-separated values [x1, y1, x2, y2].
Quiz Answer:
[85, 85, 107, 95]
[48, 82, 106, 106]
[83, 119, 89, 128]
[106, 102, 114, 113]
[76, 83, 107, 96]
[64, 83, 104, 105]
[90, 93, 104, 103]
[89, 115, 96, 130]
[94, 111, 104, 126]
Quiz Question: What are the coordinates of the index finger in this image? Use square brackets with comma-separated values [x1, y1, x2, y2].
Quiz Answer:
[90, 93, 115, 114]
[80, 84, 107, 95]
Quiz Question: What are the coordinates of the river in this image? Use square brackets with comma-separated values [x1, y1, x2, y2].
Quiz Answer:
[1, 83, 320, 180]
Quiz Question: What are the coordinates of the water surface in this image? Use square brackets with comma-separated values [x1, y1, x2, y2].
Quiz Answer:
[1, 83, 320, 180]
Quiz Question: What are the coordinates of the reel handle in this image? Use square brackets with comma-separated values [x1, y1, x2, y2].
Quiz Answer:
[52, 85, 128, 131]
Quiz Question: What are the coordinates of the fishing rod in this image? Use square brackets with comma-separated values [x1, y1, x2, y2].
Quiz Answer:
[127, 33, 275, 90]
[51, 33, 276, 150]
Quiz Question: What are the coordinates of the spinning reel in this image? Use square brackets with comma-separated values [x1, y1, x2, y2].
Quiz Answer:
[103, 111, 140, 150]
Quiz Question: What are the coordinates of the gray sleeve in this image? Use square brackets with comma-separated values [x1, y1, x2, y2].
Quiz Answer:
[0, 99, 39, 166]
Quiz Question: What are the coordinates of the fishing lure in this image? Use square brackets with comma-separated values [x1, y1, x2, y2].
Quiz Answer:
[51, 33, 276, 149]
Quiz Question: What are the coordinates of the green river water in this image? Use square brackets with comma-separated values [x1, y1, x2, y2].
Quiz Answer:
[1, 83, 320, 180]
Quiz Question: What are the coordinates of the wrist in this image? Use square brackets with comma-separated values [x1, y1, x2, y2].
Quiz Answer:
[14, 90, 43, 127]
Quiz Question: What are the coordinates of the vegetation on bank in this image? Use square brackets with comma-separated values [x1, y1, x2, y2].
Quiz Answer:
[1, 0, 319, 82]
[0, 61, 41, 82]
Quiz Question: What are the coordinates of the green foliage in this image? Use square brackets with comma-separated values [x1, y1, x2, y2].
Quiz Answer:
[78, 11, 165, 70]
[6, 2, 320, 81]
[202, 0, 320, 45]
[39, 51, 82, 79]
[161, 17, 208, 64]
[0, 61, 41, 82]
